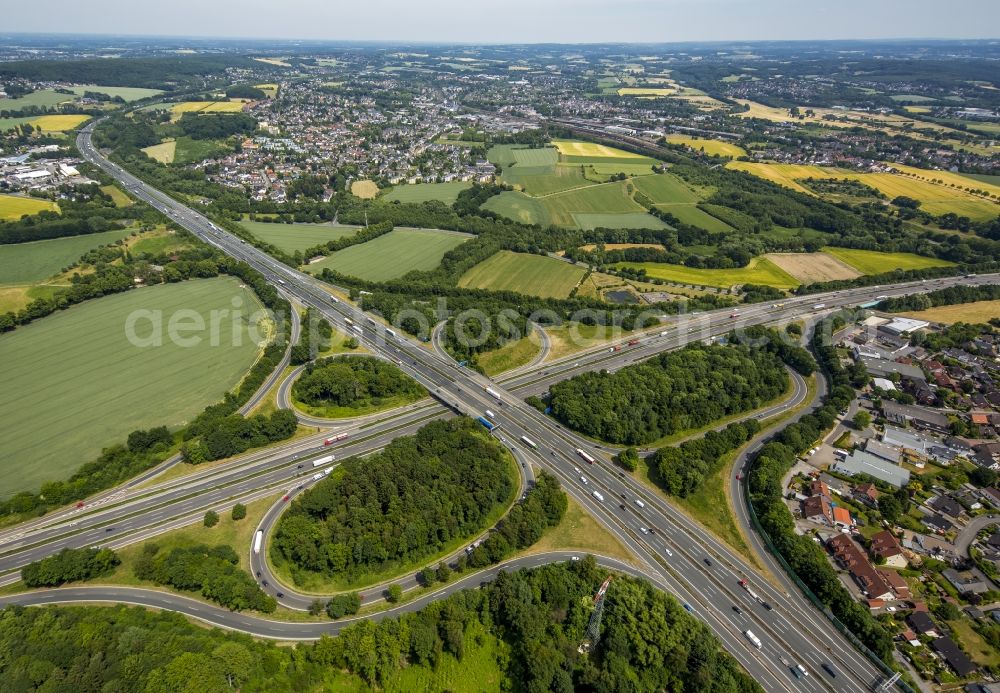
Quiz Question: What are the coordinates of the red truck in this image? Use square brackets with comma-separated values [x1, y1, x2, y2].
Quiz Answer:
[628, 339, 639, 346]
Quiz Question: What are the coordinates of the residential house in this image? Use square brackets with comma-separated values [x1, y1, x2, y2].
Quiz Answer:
[908, 610, 940, 638]
[930, 495, 964, 520]
[921, 513, 954, 534]
[943, 568, 989, 596]
[870, 530, 908, 568]
[881, 402, 950, 434]
[802, 494, 834, 525]
[932, 636, 977, 678]
[853, 482, 880, 509]
[827, 534, 896, 601]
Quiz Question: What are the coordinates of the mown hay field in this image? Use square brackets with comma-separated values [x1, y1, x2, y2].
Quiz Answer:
[763, 252, 862, 283]
[350, 179, 379, 199]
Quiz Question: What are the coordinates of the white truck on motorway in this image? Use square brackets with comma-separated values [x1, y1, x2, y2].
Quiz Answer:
[744, 630, 762, 649]
[812, 303, 826, 310]
[312, 455, 335, 467]
[253, 530, 263, 554]
[592, 491, 604, 502]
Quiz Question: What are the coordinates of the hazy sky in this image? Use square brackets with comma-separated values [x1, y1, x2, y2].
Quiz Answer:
[6, 0, 999, 43]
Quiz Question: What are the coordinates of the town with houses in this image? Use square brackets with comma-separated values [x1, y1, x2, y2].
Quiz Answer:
[787, 311, 1000, 683]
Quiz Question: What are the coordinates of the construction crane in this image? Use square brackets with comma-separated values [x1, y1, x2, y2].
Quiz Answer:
[578, 576, 613, 654]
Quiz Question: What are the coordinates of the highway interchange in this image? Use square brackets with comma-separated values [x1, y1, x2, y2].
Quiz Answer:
[1, 120, 998, 691]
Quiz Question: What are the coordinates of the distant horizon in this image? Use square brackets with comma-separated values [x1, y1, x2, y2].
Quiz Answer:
[3, 31, 1000, 46]
[2, 0, 998, 44]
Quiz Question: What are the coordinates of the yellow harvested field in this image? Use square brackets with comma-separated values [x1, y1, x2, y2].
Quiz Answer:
[673, 88, 727, 110]
[169, 100, 247, 118]
[904, 106, 932, 114]
[900, 300, 1000, 325]
[552, 140, 646, 159]
[666, 135, 746, 158]
[726, 161, 837, 193]
[764, 252, 862, 283]
[727, 161, 1000, 221]
[618, 87, 674, 97]
[350, 179, 379, 199]
[141, 140, 176, 164]
[578, 243, 663, 252]
[890, 164, 1000, 199]
[253, 57, 291, 67]
[29, 114, 90, 131]
[0, 193, 59, 220]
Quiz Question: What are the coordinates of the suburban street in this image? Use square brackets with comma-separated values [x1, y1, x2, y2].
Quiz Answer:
[4, 120, 996, 690]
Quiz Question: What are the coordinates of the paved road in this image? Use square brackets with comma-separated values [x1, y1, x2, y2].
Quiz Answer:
[23, 120, 995, 690]
[0, 553, 645, 640]
[955, 514, 1000, 558]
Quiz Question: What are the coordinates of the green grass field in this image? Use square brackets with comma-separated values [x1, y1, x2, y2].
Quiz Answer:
[587, 163, 658, 177]
[822, 247, 954, 274]
[541, 180, 645, 226]
[172, 136, 230, 164]
[306, 228, 468, 281]
[485, 144, 528, 167]
[572, 212, 668, 230]
[382, 181, 472, 204]
[481, 191, 552, 226]
[0, 194, 59, 220]
[458, 250, 586, 298]
[141, 140, 176, 163]
[0, 90, 74, 109]
[502, 165, 595, 196]
[239, 220, 359, 254]
[100, 185, 132, 207]
[0, 228, 132, 284]
[633, 173, 703, 204]
[511, 147, 559, 167]
[67, 85, 163, 102]
[658, 204, 733, 231]
[0, 116, 37, 133]
[0, 277, 265, 496]
[615, 256, 800, 290]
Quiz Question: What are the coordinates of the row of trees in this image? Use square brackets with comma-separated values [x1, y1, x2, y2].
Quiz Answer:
[877, 283, 1000, 313]
[21, 547, 120, 587]
[182, 408, 297, 462]
[292, 356, 425, 409]
[0, 559, 761, 692]
[289, 308, 332, 364]
[547, 343, 790, 445]
[272, 419, 515, 583]
[134, 543, 276, 613]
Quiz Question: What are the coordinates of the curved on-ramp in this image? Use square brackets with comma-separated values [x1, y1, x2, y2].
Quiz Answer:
[0, 553, 644, 640]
